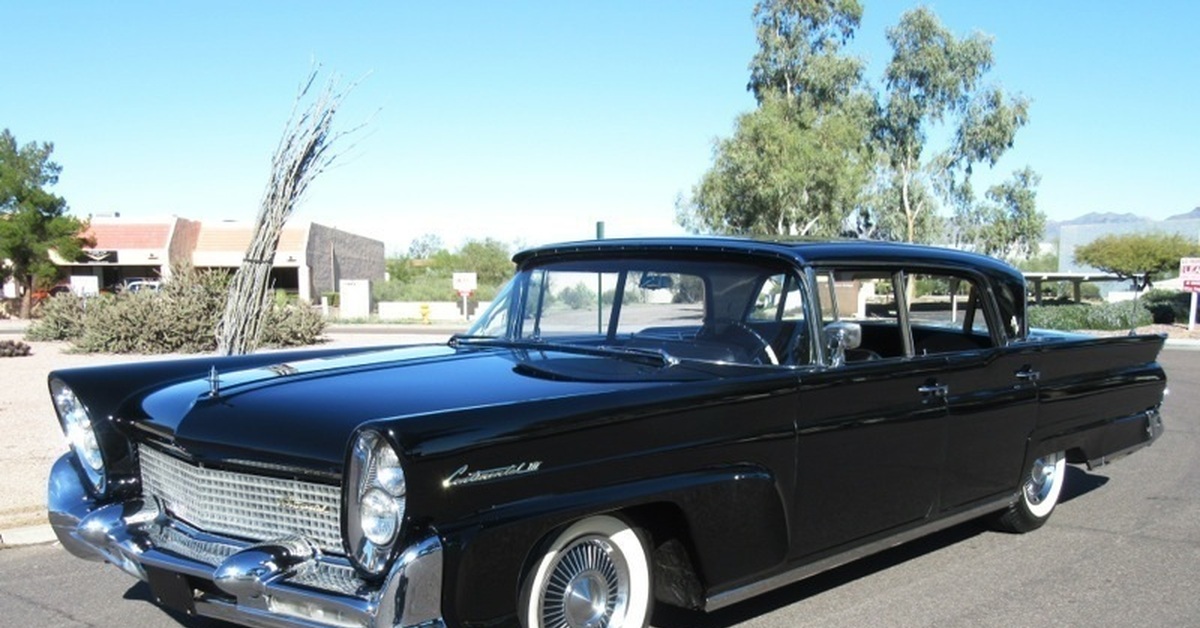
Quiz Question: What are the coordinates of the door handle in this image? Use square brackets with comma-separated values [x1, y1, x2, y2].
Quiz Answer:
[918, 383, 949, 398]
[1015, 368, 1041, 382]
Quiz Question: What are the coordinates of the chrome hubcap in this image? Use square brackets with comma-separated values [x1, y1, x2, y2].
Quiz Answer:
[1025, 454, 1059, 505]
[541, 536, 628, 628]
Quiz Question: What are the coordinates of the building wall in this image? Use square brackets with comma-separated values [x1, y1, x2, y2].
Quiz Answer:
[306, 224, 386, 301]
[166, 218, 202, 277]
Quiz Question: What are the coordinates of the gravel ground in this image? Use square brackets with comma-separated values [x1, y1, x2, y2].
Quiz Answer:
[0, 331, 449, 530]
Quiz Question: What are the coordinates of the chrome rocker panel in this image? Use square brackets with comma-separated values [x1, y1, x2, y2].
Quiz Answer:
[48, 454, 445, 628]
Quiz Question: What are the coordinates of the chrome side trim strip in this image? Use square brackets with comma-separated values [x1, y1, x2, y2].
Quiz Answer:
[705, 495, 1015, 611]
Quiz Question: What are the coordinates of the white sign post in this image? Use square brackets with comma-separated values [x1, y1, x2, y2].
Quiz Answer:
[452, 272, 478, 320]
[1180, 257, 1200, 332]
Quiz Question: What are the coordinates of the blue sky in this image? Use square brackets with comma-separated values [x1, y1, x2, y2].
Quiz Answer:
[4, 2, 1197, 254]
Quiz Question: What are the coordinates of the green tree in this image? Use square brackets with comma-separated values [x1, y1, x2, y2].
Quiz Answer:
[407, 233, 444, 259]
[747, 0, 864, 107]
[872, 7, 1040, 245]
[1073, 232, 1200, 292]
[0, 130, 90, 318]
[955, 167, 1045, 259]
[455, 238, 514, 285]
[678, 0, 873, 237]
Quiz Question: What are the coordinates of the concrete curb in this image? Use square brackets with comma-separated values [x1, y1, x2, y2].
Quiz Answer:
[0, 524, 56, 548]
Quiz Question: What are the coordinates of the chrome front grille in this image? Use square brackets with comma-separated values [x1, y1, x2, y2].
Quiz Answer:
[138, 446, 343, 555]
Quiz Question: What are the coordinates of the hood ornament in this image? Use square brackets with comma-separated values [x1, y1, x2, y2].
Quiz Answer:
[208, 366, 221, 398]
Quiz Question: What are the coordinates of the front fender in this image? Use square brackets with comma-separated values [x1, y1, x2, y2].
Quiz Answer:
[438, 465, 788, 625]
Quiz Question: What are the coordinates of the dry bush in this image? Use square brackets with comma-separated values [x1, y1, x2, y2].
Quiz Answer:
[26, 267, 326, 353]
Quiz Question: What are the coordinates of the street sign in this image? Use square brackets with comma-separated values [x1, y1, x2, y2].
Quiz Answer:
[1181, 258, 1200, 293]
[1182, 257, 1200, 331]
[452, 272, 478, 320]
[452, 272, 477, 296]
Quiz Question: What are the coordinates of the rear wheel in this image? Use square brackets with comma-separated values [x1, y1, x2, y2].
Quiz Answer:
[521, 515, 652, 628]
[994, 451, 1066, 533]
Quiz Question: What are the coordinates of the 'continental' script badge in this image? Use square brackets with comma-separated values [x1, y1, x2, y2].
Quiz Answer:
[443, 461, 543, 488]
[278, 495, 331, 514]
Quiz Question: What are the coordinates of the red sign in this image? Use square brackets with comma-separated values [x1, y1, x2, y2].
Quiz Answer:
[1182, 258, 1200, 293]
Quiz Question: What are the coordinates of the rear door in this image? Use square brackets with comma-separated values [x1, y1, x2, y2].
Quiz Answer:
[792, 269, 948, 556]
[902, 270, 1039, 511]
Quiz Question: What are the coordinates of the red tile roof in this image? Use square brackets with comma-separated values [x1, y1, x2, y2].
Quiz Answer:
[83, 223, 171, 249]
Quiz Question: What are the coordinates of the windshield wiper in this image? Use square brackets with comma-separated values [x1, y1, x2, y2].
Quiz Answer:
[449, 335, 677, 367]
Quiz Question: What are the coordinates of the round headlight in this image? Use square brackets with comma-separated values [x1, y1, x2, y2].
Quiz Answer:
[50, 380, 106, 494]
[359, 487, 400, 545]
[373, 442, 406, 496]
[345, 429, 407, 576]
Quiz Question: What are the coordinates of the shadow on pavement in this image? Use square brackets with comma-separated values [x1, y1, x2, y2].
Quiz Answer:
[1059, 465, 1109, 504]
[653, 519, 989, 628]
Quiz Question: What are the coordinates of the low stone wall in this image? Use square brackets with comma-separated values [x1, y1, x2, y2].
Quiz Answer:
[377, 301, 492, 322]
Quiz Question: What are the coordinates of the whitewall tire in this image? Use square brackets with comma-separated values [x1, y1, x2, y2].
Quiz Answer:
[994, 451, 1067, 533]
[522, 515, 652, 628]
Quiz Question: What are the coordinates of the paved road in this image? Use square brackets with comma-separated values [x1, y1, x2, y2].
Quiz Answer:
[2, 349, 1196, 628]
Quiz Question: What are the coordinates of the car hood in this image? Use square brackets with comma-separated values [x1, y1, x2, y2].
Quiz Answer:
[132, 344, 692, 473]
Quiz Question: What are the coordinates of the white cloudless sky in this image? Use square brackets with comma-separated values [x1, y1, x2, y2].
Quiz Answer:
[3, 2, 1197, 254]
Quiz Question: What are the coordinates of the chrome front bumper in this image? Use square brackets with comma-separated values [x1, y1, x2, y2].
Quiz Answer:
[48, 454, 445, 628]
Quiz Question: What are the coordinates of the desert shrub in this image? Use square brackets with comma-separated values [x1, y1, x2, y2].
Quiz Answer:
[1141, 289, 1194, 324]
[26, 294, 100, 341]
[260, 303, 327, 347]
[72, 269, 226, 353]
[0, 339, 32, 357]
[559, 284, 596, 310]
[1028, 301, 1152, 331]
[26, 267, 324, 353]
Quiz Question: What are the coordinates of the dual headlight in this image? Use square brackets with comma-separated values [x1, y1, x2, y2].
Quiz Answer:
[50, 380, 106, 495]
[345, 429, 407, 576]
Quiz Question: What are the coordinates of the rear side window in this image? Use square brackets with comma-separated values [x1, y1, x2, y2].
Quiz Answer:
[814, 267, 997, 361]
[908, 272, 994, 355]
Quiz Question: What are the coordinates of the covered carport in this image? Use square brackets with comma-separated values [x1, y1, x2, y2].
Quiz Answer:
[1023, 272, 1123, 304]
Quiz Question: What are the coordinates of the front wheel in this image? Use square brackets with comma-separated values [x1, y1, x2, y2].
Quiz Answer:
[521, 515, 652, 628]
[994, 451, 1066, 533]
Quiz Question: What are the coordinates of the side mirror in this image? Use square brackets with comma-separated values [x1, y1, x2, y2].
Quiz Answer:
[823, 321, 863, 367]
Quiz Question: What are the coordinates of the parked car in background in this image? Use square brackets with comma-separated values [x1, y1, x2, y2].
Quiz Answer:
[47, 238, 1166, 628]
[116, 277, 162, 293]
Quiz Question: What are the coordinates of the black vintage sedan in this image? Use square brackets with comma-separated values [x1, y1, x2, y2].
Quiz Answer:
[47, 238, 1166, 628]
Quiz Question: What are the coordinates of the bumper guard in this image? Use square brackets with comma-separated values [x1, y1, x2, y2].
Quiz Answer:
[48, 454, 444, 628]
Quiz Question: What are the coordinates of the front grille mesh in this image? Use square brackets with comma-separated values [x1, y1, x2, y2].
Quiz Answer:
[139, 446, 343, 555]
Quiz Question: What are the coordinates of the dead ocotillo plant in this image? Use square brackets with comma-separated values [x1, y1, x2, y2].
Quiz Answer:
[217, 69, 359, 355]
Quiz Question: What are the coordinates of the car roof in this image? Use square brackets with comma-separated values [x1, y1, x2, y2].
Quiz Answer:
[514, 237, 1021, 280]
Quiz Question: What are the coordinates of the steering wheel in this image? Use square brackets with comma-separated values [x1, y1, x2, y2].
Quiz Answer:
[697, 320, 779, 366]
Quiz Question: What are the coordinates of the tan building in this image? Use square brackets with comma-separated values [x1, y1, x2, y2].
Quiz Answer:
[53, 216, 384, 303]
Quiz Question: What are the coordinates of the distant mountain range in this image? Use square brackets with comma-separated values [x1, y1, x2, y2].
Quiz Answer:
[1043, 207, 1200, 241]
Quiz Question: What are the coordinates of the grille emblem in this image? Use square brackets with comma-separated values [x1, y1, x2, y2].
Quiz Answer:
[278, 495, 331, 514]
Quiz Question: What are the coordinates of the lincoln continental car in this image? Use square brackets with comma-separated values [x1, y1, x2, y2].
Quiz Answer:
[47, 239, 1166, 628]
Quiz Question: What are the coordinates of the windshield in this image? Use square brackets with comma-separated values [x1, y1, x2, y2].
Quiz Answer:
[465, 256, 811, 366]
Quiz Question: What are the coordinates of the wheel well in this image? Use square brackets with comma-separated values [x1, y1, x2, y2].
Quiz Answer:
[622, 503, 707, 611]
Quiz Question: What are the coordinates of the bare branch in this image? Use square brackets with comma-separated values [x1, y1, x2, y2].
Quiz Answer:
[217, 66, 360, 355]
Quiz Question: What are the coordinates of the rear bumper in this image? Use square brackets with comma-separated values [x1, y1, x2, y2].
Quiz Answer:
[1083, 407, 1164, 469]
[48, 453, 444, 628]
